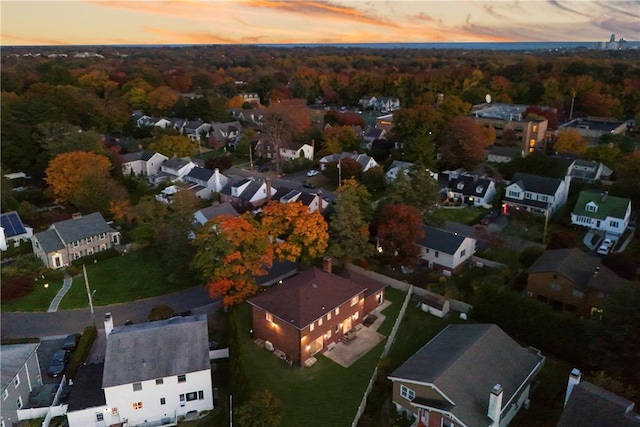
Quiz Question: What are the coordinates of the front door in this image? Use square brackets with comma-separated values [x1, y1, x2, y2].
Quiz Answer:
[343, 317, 352, 334]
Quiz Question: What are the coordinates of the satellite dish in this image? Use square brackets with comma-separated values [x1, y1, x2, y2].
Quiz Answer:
[485, 94, 492, 104]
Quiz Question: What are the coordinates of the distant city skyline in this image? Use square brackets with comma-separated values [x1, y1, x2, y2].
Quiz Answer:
[1, 1, 639, 47]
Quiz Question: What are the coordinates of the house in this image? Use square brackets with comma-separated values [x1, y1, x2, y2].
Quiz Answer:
[358, 96, 377, 109]
[525, 248, 628, 316]
[0, 211, 33, 251]
[375, 114, 395, 133]
[183, 167, 230, 199]
[66, 314, 213, 427]
[278, 141, 314, 162]
[270, 187, 327, 214]
[441, 171, 497, 207]
[32, 213, 120, 269]
[182, 120, 211, 142]
[240, 92, 261, 105]
[557, 117, 627, 143]
[248, 259, 386, 367]
[149, 157, 197, 185]
[375, 97, 401, 112]
[386, 160, 414, 183]
[416, 226, 476, 275]
[571, 190, 631, 237]
[487, 146, 523, 163]
[318, 152, 378, 172]
[558, 368, 640, 427]
[567, 159, 613, 183]
[220, 177, 275, 212]
[503, 172, 571, 217]
[362, 127, 386, 149]
[388, 324, 545, 427]
[1, 344, 42, 427]
[233, 108, 264, 126]
[120, 150, 169, 177]
[419, 293, 450, 318]
[208, 121, 243, 150]
[132, 110, 154, 128]
[193, 202, 239, 226]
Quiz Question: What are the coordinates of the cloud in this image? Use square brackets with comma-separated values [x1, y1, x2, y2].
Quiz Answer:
[546, 0, 595, 18]
[0, 33, 67, 46]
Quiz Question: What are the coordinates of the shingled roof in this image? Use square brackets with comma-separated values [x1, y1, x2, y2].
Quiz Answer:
[416, 226, 470, 255]
[34, 212, 115, 253]
[509, 172, 563, 196]
[558, 381, 640, 427]
[103, 315, 209, 388]
[572, 190, 630, 221]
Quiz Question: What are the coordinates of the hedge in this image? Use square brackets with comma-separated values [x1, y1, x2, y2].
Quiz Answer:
[66, 325, 97, 380]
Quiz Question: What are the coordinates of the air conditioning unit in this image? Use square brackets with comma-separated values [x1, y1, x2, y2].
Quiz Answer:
[523, 399, 530, 410]
[264, 340, 274, 352]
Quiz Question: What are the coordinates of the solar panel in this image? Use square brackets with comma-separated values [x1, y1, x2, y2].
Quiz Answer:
[0, 212, 27, 237]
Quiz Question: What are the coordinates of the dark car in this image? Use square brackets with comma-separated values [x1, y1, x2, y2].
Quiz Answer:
[47, 349, 69, 378]
[302, 181, 315, 189]
[480, 209, 501, 225]
[62, 333, 81, 351]
[258, 165, 269, 173]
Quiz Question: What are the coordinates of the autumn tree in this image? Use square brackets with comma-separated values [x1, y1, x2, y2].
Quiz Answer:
[322, 158, 362, 186]
[34, 122, 105, 158]
[44, 151, 112, 205]
[377, 204, 424, 267]
[383, 164, 439, 223]
[77, 70, 119, 108]
[147, 86, 179, 116]
[320, 126, 360, 155]
[122, 78, 154, 110]
[391, 105, 440, 168]
[235, 389, 282, 427]
[438, 117, 487, 170]
[327, 179, 374, 263]
[554, 129, 587, 155]
[192, 214, 273, 307]
[360, 165, 387, 194]
[260, 99, 311, 172]
[260, 201, 329, 264]
[149, 135, 196, 158]
[611, 152, 640, 209]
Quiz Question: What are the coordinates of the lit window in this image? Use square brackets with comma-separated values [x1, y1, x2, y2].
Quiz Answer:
[400, 385, 415, 401]
[178, 374, 186, 383]
[133, 382, 142, 392]
[327, 312, 332, 321]
[529, 139, 535, 147]
[266, 313, 273, 323]
[156, 379, 164, 385]
[318, 317, 323, 326]
[310, 322, 315, 332]
[350, 296, 359, 307]
[111, 408, 118, 415]
[132, 402, 143, 410]
[335, 307, 340, 315]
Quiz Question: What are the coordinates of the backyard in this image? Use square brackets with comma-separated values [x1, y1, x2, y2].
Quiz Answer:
[432, 205, 489, 225]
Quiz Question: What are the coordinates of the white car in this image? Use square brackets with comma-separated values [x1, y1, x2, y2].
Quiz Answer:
[306, 169, 319, 177]
[597, 238, 613, 255]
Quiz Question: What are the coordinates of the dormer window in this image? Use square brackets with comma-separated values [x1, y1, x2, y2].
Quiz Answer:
[586, 202, 597, 213]
[456, 182, 464, 190]
[476, 186, 483, 194]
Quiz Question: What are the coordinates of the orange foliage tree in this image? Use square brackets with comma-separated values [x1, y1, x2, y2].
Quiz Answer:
[44, 151, 112, 205]
[260, 201, 329, 263]
[377, 204, 424, 268]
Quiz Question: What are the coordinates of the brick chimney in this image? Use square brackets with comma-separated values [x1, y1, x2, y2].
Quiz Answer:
[564, 368, 582, 406]
[104, 312, 114, 337]
[487, 384, 503, 425]
[72, 212, 83, 220]
[322, 257, 332, 274]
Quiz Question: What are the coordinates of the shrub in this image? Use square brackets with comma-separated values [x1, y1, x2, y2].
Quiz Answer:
[1, 276, 35, 301]
[519, 246, 545, 267]
[148, 304, 175, 321]
[282, 157, 313, 173]
[70, 248, 119, 266]
[66, 325, 97, 380]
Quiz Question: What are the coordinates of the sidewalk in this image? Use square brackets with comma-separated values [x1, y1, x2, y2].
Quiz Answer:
[47, 274, 73, 312]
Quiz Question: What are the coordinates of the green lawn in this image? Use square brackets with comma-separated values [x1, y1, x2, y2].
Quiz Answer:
[236, 288, 408, 427]
[58, 249, 200, 310]
[1, 277, 64, 312]
[433, 206, 489, 225]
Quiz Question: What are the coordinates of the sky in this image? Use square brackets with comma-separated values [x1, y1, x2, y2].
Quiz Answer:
[1, 0, 639, 46]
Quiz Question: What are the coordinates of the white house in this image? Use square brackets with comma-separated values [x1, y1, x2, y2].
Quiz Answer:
[571, 190, 631, 237]
[193, 202, 239, 226]
[149, 157, 197, 185]
[441, 171, 497, 208]
[182, 121, 211, 142]
[279, 141, 314, 162]
[270, 187, 327, 214]
[416, 226, 476, 275]
[567, 159, 613, 183]
[183, 167, 230, 199]
[66, 314, 214, 427]
[1, 344, 42, 427]
[220, 177, 276, 211]
[503, 172, 571, 217]
[0, 211, 33, 251]
[385, 161, 414, 183]
[120, 150, 168, 177]
[318, 152, 378, 172]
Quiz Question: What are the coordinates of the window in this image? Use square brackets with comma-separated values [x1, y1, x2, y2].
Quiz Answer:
[335, 307, 340, 315]
[133, 382, 142, 391]
[14, 375, 20, 388]
[17, 396, 23, 410]
[178, 374, 186, 383]
[96, 413, 104, 422]
[572, 290, 585, 299]
[318, 317, 323, 326]
[327, 312, 331, 321]
[508, 190, 520, 198]
[186, 392, 198, 401]
[400, 385, 415, 401]
[334, 325, 339, 333]
[111, 408, 118, 415]
[198, 391, 204, 400]
[265, 313, 273, 323]
[435, 251, 439, 258]
[610, 220, 619, 228]
[72, 241, 79, 248]
[160, 398, 166, 405]
[156, 379, 164, 385]
[350, 296, 359, 307]
[99, 232, 106, 240]
[180, 394, 185, 404]
[550, 283, 561, 291]
[525, 192, 532, 199]
[2, 389, 8, 400]
[87, 236, 93, 243]
[132, 402, 143, 410]
[586, 203, 597, 213]
[310, 322, 315, 332]
[460, 249, 466, 257]
[442, 419, 455, 427]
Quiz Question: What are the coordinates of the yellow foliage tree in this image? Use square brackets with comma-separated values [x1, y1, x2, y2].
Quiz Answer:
[554, 129, 587, 155]
[44, 151, 112, 204]
[149, 135, 196, 158]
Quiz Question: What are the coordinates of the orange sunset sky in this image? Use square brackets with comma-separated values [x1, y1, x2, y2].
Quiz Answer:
[1, 0, 639, 46]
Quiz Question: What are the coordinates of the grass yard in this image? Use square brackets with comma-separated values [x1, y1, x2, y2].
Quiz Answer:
[1, 277, 64, 312]
[433, 206, 489, 225]
[58, 248, 199, 310]
[235, 288, 408, 427]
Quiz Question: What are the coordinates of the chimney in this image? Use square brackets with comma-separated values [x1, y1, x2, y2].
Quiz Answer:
[322, 257, 332, 274]
[601, 191, 608, 203]
[72, 212, 82, 220]
[104, 312, 114, 337]
[564, 368, 582, 407]
[214, 168, 222, 192]
[265, 177, 272, 200]
[487, 384, 503, 425]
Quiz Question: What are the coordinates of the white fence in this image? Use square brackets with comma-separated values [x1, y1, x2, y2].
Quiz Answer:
[209, 347, 230, 360]
[18, 376, 68, 427]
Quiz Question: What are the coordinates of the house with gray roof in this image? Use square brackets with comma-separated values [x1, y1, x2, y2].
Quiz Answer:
[220, 177, 275, 212]
[32, 213, 120, 269]
[385, 160, 414, 183]
[441, 171, 497, 208]
[388, 324, 545, 427]
[149, 157, 197, 185]
[416, 226, 476, 275]
[270, 187, 326, 214]
[182, 120, 211, 142]
[558, 369, 640, 427]
[487, 146, 523, 163]
[567, 159, 613, 183]
[525, 248, 627, 316]
[571, 190, 631, 237]
[1, 344, 42, 427]
[193, 202, 239, 226]
[503, 172, 571, 217]
[318, 152, 378, 172]
[183, 167, 229, 199]
[208, 121, 243, 149]
[120, 150, 168, 177]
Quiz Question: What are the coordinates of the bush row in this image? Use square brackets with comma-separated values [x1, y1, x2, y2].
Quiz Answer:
[66, 325, 97, 380]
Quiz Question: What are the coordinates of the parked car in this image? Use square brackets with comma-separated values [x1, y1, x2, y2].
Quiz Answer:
[258, 165, 269, 173]
[480, 209, 501, 225]
[597, 238, 614, 255]
[47, 349, 69, 378]
[62, 333, 81, 351]
[306, 169, 320, 177]
[302, 181, 315, 189]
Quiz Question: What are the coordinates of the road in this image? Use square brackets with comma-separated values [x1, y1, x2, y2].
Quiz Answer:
[228, 167, 337, 201]
[1, 286, 219, 340]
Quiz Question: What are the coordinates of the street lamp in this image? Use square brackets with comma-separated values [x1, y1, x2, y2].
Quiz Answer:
[83, 264, 96, 326]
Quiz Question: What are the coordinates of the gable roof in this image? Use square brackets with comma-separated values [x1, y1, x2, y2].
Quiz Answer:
[1, 211, 28, 238]
[51, 212, 115, 245]
[558, 381, 640, 427]
[186, 167, 215, 182]
[509, 172, 564, 196]
[526, 248, 627, 293]
[67, 363, 106, 412]
[120, 150, 162, 163]
[572, 190, 630, 220]
[162, 157, 193, 171]
[389, 324, 544, 427]
[248, 268, 368, 329]
[1, 343, 40, 391]
[416, 226, 471, 255]
[34, 228, 65, 253]
[103, 315, 209, 388]
[194, 202, 239, 224]
[446, 174, 493, 198]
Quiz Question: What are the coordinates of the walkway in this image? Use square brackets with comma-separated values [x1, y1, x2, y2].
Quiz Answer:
[47, 274, 73, 312]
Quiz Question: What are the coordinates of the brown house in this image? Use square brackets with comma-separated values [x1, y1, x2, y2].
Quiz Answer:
[525, 248, 627, 317]
[247, 259, 386, 367]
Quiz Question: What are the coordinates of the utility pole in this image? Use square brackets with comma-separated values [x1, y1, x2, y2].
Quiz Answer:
[569, 90, 576, 121]
[338, 159, 342, 186]
[229, 394, 233, 427]
[83, 264, 95, 326]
